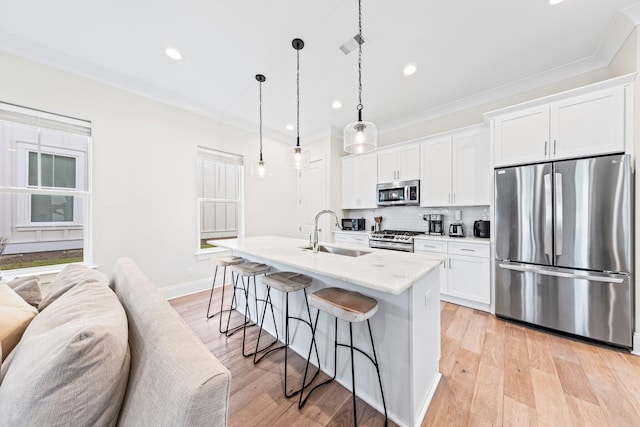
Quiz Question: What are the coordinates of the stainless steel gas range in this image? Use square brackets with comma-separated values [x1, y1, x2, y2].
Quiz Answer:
[369, 230, 425, 252]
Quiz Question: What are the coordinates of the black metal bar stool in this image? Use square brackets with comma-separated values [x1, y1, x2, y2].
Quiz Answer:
[255, 271, 321, 397]
[226, 261, 275, 357]
[299, 287, 388, 427]
[206, 256, 245, 333]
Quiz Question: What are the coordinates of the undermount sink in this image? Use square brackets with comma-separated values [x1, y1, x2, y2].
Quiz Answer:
[301, 245, 371, 257]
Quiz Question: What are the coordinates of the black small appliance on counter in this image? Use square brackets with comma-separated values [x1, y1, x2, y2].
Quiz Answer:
[473, 220, 490, 238]
[341, 218, 366, 231]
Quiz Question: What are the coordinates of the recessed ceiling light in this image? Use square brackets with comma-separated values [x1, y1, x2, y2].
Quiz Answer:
[332, 100, 342, 109]
[549, 0, 564, 4]
[286, 124, 294, 131]
[165, 47, 182, 60]
[403, 64, 417, 76]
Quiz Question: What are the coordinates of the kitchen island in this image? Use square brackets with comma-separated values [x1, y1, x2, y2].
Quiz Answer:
[213, 236, 443, 427]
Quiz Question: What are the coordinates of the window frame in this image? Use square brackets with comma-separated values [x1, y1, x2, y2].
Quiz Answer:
[0, 102, 92, 276]
[196, 146, 244, 255]
[16, 141, 86, 227]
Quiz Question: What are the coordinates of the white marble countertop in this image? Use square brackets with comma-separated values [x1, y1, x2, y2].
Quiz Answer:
[213, 236, 444, 296]
[413, 234, 491, 244]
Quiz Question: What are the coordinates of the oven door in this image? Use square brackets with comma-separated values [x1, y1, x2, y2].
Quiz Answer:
[369, 239, 413, 252]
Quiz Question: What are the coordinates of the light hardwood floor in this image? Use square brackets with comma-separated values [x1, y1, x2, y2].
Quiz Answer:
[170, 288, 640, 426]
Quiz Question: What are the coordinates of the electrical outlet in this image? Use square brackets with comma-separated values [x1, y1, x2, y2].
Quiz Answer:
[424, 290, 432, 306]
[186, 267, 193, 277]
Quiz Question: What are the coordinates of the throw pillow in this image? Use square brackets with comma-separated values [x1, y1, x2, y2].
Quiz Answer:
[0, 281, 130, 427]
[38, 264, 109, 311]
[0, 282, 38, 362]
[7, 276, 42, 308]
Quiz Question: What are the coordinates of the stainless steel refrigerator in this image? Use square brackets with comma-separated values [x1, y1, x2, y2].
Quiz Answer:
[494, 154, 633, 347]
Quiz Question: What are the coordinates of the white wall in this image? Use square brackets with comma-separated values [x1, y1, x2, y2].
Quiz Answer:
[0, 51, 298, 289]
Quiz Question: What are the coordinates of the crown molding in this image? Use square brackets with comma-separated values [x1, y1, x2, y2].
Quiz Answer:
[0, 31, 295, 145]
[379, 9, 637, 137]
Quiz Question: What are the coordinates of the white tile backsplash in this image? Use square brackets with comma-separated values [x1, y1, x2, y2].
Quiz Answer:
[344, 205, 490, 237]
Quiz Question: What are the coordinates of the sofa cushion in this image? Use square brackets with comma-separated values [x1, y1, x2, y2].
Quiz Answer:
[38, 264, 109, 311]
[7, 276, 42, 308]
[0, 281, 130, 427]
[0, 282, 38, 361]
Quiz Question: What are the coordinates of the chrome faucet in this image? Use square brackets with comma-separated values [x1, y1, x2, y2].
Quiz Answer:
[312, 209, 342, 253]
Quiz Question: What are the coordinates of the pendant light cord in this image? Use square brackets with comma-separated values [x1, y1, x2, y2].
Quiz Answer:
[296, 46, 301, 147]
[259, 80, 263, 161]
[357, 0, 363, 120]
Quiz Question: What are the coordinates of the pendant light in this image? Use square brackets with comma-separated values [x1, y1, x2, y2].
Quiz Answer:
[344, 0, 377, 154]
[251, 74, 271, 178]
[287, 38, 308, 170]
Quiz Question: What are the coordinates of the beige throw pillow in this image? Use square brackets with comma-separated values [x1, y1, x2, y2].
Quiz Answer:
[7, 276, 42, 308]
[38, 264, 109, 311]
[0, 282, 38, 361]
[0, 281, 130, 427]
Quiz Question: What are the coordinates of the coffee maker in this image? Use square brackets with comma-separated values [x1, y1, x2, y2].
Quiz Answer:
[429, 214, 444, 236]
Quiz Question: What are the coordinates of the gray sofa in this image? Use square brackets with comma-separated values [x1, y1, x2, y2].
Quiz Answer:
[0, 257, 231, 426]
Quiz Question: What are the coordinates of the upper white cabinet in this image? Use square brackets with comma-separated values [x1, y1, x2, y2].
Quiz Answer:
[420, 136, 451, 206]
[493, 83, 628, 167]
[377, 143, 420, 183]
[341, 153, 378, 209]
[420, 125, 490, 207]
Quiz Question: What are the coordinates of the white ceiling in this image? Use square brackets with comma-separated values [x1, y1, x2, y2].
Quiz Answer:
[1, 0, 640, 143]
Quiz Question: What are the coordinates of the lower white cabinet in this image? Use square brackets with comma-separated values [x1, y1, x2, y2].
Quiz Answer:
[332, 231, 370, 248]
[414, 239, 490, 311]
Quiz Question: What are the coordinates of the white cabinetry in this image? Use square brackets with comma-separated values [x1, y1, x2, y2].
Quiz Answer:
[414, 238, 490, 311]
[377, 143, 420, 183]
[413, 240, 448, 295]
[493, 84, 627, 167]
[420, 125, 490, 207]
[341, 153, 377, 209]
[332, 231, 370, 248]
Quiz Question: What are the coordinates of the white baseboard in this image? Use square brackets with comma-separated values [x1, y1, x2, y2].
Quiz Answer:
[633, 332, 640, 355]
[163, 277, 211, 300]
[415, 372, 442, 427]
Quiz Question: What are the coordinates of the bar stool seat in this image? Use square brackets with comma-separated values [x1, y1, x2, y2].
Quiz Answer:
[263, 271, 312, 292]
[226, 261, 274, 358]
[216, 255, 246, 267]
[206, 256, 245, 333]
[231, 261, 270, 276]
[256, 271, 320, 397]
[300, 287, 388, 426]
[308, 287, 378, 323]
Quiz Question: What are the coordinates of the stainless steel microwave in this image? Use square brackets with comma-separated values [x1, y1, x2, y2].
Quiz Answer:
[377, 180, 420, 206]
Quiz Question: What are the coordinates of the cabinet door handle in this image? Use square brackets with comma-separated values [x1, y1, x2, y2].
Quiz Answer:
[460, 248, 476, 252]
[453, 193, 456, 204]
[423, 245, 436, 248]
[448, 193, 451, 204]
[448, 258, 452, 268]
[544, 141, 548, 156]
[553, 140, 557, 155]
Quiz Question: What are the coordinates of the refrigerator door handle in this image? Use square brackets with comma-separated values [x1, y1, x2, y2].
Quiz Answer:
[555, 172, 563, 256]
[497, 263, 626, 283]
[544, 173, 552, 256]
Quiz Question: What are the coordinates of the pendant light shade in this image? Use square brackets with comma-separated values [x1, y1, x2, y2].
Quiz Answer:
[344, 0, 377, 154]
[251, 74, 271, 178]
[344, 116, 377, 154]
[287, 38, 308, 170]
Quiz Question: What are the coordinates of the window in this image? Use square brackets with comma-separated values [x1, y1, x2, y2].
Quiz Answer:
[29, 152, 77, 222]
[197, 147, 243, 251]
[0, 103, 91, 272]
